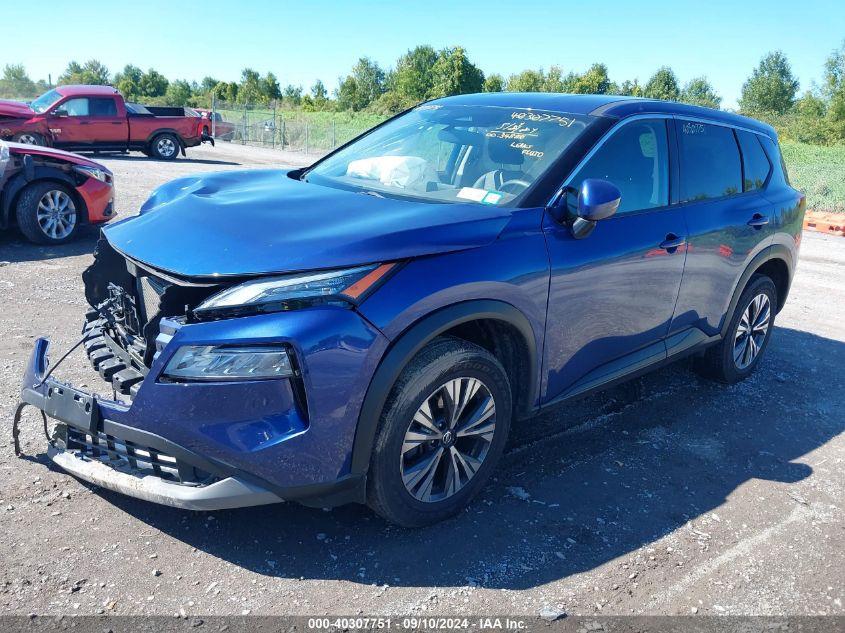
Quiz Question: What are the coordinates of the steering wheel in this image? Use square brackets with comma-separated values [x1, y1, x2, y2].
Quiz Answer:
[499, 179, 531, 194]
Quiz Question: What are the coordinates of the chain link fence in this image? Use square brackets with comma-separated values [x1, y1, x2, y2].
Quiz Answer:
[206, 96, 381, 155]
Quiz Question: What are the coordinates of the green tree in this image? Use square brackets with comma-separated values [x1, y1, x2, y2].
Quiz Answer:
[506, 69, 545, 92]
[114, 64, 143, 100]
[337, 57, 385, 111]
[822, 41, 845, 141]
[392, 45, 438, 103]
[336, 76, 361, 111]
[58, 59, 111, 86]
[200, 76, 219, 94]
[165, 80, 193, 106]
[483, 73, 504, 93]
[680, 77, 721, 109]
[353, 57, 385, 106]
[542, 66, 569, 92]
[429, 46, 484, 98]
[0, 64, 36, 98]
[282, 84, 302, 106]
[311, 79, 328, 100]
[139, 69, 169, 97]
[739, 51, 799, 114]
[238, 68, 264, 103]
[644, 66, 680, 101]
[571, 63, 611, 94]
[263, 72, 281, 101]
[613, 79, 643, 97]
[823, 40, 845, 98]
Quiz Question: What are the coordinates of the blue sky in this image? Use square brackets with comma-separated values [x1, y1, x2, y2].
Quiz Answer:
[3, 0, 843, 108]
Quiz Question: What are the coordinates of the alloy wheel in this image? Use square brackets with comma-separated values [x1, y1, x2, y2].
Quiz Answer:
[400, 377, 496, 503]
[36, 190, 77, 240]
[733, 293, 771, 370]
[157, 137, 177, 157]
[17, 134, 40, 145]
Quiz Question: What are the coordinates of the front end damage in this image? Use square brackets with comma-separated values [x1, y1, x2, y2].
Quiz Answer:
[15, 235, 386, 510]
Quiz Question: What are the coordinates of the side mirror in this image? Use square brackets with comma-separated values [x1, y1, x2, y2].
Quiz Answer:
[52, 108, 68, 117]
[577, 178, 621, 221]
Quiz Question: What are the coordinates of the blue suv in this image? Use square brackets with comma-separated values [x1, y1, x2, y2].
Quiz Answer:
[18, 93, 805, 526]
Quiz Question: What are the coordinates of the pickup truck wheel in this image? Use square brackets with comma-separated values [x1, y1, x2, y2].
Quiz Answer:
[16, 182, 80, 244]
[367, 337, 512, 527]
[13, 132, 44, 145]
[150, 133, 180, 160]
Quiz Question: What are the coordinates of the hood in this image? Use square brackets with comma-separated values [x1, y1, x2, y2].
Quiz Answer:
[104, 169, 514, 278]
[0, 99, 34, 119]
[5, 141, 109, 169]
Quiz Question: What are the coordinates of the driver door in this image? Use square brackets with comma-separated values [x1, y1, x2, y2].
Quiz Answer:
[47, 97, 91, 148]
[541, 117, 689, 403]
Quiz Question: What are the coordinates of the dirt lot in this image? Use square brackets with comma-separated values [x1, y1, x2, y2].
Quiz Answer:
[0, 143, 842, 618]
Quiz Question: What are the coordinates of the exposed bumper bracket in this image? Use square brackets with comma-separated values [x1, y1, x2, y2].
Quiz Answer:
[48, 445, 283, 510]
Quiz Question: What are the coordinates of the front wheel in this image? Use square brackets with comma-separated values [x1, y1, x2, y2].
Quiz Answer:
[12, 132, 44, 146]
[149, 133, 180, 160]
[695, 274, 777, 383]
[367, 337, 512, 527]
[15, 182, 80, 244]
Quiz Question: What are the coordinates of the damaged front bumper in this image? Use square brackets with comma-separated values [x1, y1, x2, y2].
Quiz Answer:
[16, 293, 387, 511]
[18, 337, 283, 510]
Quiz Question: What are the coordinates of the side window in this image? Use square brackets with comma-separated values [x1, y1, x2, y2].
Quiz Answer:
[90, 97, 117, 116]
[568, 119, 669, 214]
[677, 121, 741, 201]
[737, 130, 771, 191]
[61, 98, 90, 117]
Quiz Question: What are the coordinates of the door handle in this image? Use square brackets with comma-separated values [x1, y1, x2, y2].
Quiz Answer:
[659, 233, 686, 252]
[747, 213, 769, 228]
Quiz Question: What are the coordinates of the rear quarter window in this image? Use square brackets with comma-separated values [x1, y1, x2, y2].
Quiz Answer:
[676, 121, 742, 202]
[90, 98, 118, 117]
[737, 130, 771, 192]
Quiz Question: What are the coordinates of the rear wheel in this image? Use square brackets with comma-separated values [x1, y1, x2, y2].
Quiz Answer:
[149, 133, 180, 160]
[695, 274, 777, 383]
[12, 132, 44, 146]
[15, 182, 80, 244]
[367, 337, 512, 527]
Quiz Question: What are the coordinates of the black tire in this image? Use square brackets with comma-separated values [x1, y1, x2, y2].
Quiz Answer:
[12, 132, 44, 146]
[149, 133, 180, 160]
[15, 181, 81, 245]
[695, 274, 777, 384]
[367, 337, 512, 527]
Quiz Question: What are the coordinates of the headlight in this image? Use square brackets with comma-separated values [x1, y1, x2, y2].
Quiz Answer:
[73, 165, 112, 184]
[194, 263, 396, 319]
[163, 345, 293, 381]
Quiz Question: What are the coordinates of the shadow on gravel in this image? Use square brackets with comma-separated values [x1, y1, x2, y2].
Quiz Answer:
[66, 326, 845, 590]
[0, 226, 100, 263]
[83, 153, 241, 166]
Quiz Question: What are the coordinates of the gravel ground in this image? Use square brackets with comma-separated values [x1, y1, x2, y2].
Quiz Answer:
[0, 143, 842, 618]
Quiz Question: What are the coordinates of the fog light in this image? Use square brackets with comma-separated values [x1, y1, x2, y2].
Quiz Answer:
[163, 345, 293, 381]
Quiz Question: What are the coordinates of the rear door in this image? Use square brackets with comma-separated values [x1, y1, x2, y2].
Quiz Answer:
[668, 120, 776, 341]
[542, 117, 689, 403]
[85, 97, 128, 146]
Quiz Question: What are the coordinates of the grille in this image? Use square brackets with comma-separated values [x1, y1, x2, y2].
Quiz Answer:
[65, 426, 217, 487]
[137, 275, 168, 324]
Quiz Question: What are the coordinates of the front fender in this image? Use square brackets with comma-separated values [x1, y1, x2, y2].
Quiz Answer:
[350, 299, 539, 477]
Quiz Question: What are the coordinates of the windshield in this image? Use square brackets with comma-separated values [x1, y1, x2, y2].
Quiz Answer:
[30, 89, 62, 113]
[305, 105, 594, 206]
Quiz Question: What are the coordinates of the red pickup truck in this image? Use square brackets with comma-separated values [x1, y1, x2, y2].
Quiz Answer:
[0, 85, 212, 160]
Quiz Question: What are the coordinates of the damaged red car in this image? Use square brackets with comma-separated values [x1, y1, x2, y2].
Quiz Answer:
[0, 85, 210, 160]
[0, 140, 115, 244]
